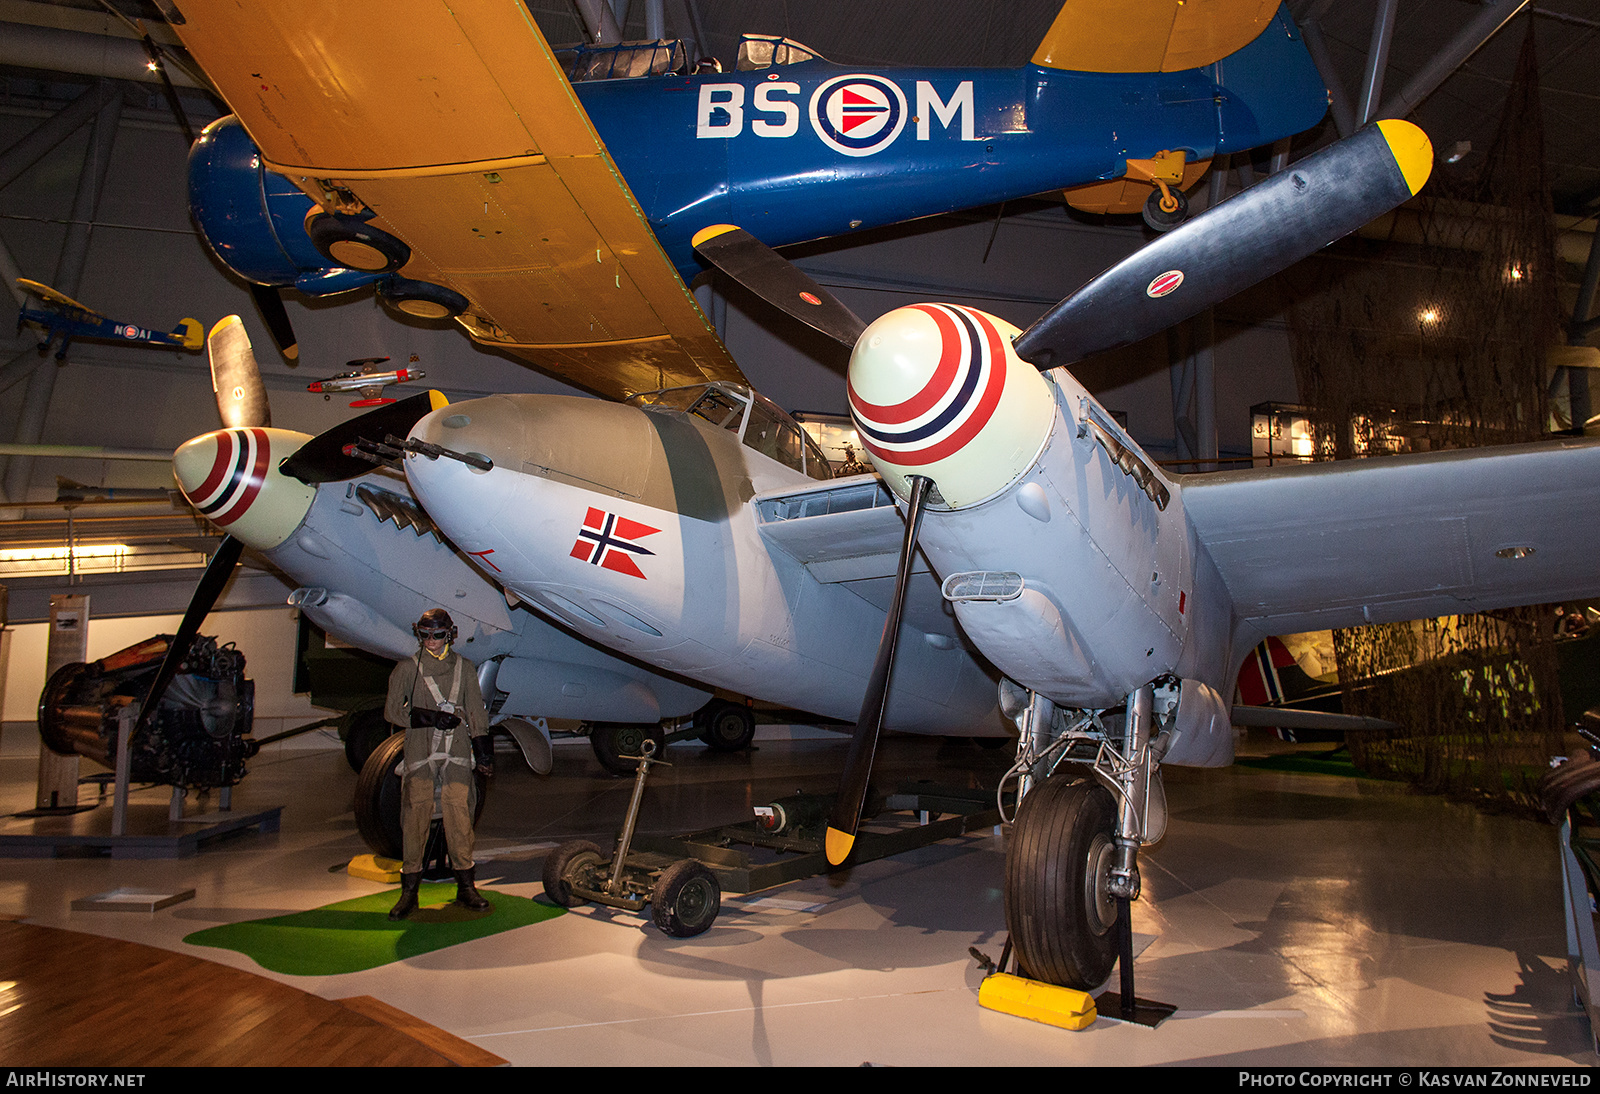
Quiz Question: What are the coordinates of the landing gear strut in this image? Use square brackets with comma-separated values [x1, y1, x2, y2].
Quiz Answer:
[998, 679, 1175, 1025]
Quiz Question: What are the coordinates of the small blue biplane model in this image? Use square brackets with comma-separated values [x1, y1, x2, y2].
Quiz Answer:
[15, 278, 203, 360]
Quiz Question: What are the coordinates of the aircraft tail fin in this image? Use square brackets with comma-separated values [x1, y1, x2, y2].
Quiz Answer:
[1032, 0, 1281, 74]
[175, 317, 204, 351]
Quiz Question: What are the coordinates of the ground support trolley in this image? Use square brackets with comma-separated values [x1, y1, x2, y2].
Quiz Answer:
[543, 741, 1003, 938]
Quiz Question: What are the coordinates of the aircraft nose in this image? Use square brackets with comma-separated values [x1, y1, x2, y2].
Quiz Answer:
[173, 427, 317, 550]
[403, 397, 520, 544]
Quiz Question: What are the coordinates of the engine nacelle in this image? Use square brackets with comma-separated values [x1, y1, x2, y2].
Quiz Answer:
[188, 116, 384, 296]
[1154, 678, 1232, 767]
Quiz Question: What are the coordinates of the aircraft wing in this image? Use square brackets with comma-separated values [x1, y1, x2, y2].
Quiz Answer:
[168, 1, 743, 399]
[1181, 438, 1600, 637]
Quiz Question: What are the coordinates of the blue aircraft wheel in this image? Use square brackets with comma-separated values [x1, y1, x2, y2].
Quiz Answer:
[1142, 187, 1188, 233]
[342, 705, 394, 773]
[307, 212, 411, 273]
[1004, 774, 1118, 990]
[695, 699, 755, 753]
[379, 276, 470, 320]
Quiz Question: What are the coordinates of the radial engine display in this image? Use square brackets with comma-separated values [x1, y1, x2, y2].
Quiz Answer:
[38, 635, 256, 790]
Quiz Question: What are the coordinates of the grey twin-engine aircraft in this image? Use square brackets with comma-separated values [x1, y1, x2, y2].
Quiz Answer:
[392, 119, 1600, 990]
[168, 317, 711, 774]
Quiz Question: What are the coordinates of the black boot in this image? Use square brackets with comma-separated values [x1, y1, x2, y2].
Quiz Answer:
[389, 871, 421, 920]
[454, 866, 491, 912]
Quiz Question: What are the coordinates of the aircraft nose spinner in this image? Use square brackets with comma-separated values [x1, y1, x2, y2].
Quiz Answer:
[847, 304, 1055, 509]
[173, 427, 317, 550]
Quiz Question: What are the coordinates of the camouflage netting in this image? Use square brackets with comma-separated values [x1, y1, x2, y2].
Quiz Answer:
[1285, 22, 1565, 808]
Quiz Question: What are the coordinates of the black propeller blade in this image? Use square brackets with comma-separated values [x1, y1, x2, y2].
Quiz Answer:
[826, 475, 933, 866]
[1012, 120, 1433, 370]
[208, 315, 271, 429]
[279, 389, 446, 485]
[249, 283, 299, 361]
[132, 534, 244, 740]
[692, 224, 867, 348]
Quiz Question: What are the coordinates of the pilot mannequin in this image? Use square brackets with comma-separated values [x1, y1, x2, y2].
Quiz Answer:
[385, 608, 495, 919]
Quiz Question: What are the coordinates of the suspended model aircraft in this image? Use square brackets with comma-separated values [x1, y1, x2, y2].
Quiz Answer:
[168, 0, 1329, 394]
[306, 357, 427, 408]
[395, 119, 1600, 991]
[14, 278, 202, 360]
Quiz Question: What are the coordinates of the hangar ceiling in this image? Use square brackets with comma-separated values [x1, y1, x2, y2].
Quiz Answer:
[0, 0, 1593, 529]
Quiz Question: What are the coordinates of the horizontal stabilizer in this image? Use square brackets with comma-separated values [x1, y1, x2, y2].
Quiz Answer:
[175, 318, 204, 351]
[1230, 706, 1399, 732]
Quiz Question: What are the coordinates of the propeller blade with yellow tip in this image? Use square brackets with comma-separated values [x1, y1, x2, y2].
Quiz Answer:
[825, 475, 934, 866]
[1014, 120, 1434, 371]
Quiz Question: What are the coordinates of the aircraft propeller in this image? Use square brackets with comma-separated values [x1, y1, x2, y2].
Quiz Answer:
[207, 315, 271, 429]
[130, 316, 274, 743]
[249, 284, 300, 361]
[145, 320, 445, 742]
[691, 119, 1434, 863]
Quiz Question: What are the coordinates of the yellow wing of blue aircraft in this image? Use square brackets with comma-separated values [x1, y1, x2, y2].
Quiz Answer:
[172, 0, 1328, 399]
[15, 278, 202, 360]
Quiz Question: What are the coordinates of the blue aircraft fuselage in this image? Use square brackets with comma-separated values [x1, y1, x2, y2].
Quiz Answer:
[582, 9, 1325, 281]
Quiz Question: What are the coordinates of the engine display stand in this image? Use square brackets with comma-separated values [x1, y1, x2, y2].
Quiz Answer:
[1, 708, 280, 859]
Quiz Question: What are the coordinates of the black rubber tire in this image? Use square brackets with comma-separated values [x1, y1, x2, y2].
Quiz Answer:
[1142, 187, 1188, 232]
[651, 859, 721, 938]
[542, 840, 606, 908]
[343, 707, 395, 773]
[354, 732, 489, 860]
[590, 722, 665, 776]
[1005, 776, 1119, 990]
[696, 700, 755, 753]
[307, 212, 410, 273]
[378, 275, 470, 320]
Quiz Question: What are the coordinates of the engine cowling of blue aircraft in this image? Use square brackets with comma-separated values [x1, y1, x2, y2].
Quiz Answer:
[847, 302, 1214, 723]
[188, 116, 385, 297]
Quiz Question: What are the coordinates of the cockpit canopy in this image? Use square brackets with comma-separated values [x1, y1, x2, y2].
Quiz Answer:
[735, 35, 826, 71]
[628, 383, 833, 481]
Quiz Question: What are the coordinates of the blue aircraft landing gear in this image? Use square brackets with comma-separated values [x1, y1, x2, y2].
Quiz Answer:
[1142, 184, 1188, 232]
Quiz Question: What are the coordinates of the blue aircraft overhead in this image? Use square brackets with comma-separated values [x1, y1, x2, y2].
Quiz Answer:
[174, 0, 1330, 398]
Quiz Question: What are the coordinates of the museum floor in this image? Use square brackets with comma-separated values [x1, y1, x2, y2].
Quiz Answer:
[0, 722, 1593, 1068]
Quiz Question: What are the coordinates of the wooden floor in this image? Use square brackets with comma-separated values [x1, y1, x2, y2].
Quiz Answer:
[0, 921, 505, 1067]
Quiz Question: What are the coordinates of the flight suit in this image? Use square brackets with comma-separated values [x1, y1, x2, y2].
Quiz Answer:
[385, 649, 489, 873]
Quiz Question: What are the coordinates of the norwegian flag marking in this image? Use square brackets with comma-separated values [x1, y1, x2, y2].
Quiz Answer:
[570, 506, 660, 580]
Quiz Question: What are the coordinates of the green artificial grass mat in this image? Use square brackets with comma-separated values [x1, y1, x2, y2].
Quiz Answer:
[1234, 750, 1368, 779]
[183, 883, 563, 976]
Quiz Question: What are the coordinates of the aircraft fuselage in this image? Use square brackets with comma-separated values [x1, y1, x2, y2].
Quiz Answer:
[402, 391, 1007, 735]
[578, 11, 1324, 280]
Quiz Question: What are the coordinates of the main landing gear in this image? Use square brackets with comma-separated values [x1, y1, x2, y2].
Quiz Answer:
[996, 679, 1177, 1026]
